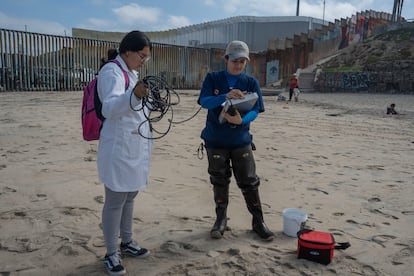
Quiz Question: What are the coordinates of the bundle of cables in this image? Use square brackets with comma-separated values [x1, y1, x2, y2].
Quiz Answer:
[130, 75, 180, 139]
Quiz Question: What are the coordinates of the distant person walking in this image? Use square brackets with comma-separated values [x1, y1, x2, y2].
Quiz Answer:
[289, 73, 299, 101]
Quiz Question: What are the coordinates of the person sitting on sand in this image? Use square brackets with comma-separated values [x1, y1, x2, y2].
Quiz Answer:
[387, 103, 398, 115]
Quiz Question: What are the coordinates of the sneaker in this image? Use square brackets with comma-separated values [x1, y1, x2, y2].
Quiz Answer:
[120, 240, 150, 258]
[103, 252, 126, 276]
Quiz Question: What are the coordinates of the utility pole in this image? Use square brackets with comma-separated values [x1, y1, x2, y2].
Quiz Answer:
[323, 0, 326, 25]
[392, 0, 404, 23]
[296, 0, 300, 16]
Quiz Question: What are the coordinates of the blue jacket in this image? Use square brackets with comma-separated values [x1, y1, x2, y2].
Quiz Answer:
[198, 70, 264, 149]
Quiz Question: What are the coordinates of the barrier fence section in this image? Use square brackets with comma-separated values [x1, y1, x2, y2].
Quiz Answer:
[0, 29, 223, 92]
[1, 12, 397, 93]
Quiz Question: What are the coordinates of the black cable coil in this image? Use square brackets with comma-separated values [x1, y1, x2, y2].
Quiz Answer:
[129, 75, 181, 139]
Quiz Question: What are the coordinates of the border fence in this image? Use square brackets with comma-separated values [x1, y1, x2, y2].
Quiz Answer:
[1, 28, 265, 92]
[2, 13, 401, 93]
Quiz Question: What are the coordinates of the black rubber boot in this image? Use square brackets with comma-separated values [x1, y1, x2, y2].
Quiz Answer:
[242, 189, 274, 241]
[210, 185, 229, 239]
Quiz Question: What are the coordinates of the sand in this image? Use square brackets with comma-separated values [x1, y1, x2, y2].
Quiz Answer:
[0, 90, 413, 276]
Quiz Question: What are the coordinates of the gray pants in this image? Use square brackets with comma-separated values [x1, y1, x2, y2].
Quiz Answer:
[102, 186, 138, 255]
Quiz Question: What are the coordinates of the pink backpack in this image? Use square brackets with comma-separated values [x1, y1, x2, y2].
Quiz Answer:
[81, 60, 129, 141]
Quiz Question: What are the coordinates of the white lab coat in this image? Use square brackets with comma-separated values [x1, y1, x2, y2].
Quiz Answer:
[96, 56, 152, 192]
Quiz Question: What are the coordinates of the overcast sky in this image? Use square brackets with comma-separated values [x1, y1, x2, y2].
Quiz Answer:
[0, 0, 412, 36]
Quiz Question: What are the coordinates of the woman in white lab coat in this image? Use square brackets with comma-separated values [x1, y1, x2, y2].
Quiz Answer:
[96, 30, 152, 276]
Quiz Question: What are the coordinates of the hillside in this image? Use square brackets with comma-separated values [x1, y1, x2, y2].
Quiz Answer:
[322, 27, 414, 70]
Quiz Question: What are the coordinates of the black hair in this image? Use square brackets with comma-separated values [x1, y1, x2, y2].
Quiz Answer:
[107, 48, 118, 60]
[119, 30, 152, 54]
[99, 48, 119, 69]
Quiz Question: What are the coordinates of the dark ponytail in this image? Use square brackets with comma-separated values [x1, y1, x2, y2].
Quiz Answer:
[119, 30, 152, 54]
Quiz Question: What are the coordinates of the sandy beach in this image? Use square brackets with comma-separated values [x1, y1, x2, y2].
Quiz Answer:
[0, 90, 413, 275]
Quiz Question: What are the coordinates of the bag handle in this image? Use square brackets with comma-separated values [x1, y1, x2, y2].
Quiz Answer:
[296, 227, 313, 237]
[335, 242, 351, 250]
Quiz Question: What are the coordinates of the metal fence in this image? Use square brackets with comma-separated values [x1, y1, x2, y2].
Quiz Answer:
[1, 16, 399, 92]
[0, 28, 237, 92]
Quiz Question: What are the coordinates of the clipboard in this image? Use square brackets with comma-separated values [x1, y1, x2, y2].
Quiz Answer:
[218, 92, 258, 123]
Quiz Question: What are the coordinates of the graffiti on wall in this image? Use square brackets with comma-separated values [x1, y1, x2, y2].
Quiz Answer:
[266, 60, 279, 85]
[342, 72, 376, 90]
[316, 70, 414, 93]
[318, 72, 378, 92]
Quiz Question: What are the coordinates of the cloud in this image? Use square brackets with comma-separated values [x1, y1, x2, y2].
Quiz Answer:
[111, 3, 191, 31]
[203, 0, 216, 6]
[167, 15, 192, 29]
[0, 12, 70, 36]
[243, 0, 294, 15]
[211, 0, 293, 16]
[202, 0, 390, 22]
[113, 3, 161, 25]
[221, 0, 243, 14]
[86, 18, 114, 28]
[322, 2, 359, 21]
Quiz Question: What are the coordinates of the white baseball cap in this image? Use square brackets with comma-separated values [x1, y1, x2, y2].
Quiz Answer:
[225, 40, 250, 61]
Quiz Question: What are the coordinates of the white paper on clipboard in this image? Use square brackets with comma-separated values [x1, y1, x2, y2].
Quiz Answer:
[218, 92, 258, 123]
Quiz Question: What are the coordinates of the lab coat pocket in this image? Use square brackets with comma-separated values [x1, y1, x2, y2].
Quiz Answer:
[113, 130, 141, 160]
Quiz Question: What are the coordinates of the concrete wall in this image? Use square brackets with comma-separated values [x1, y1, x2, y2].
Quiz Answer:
[314, 61, 414, 93]
[72, 28, 125, 42]
[267, 10, 394, 85]
[73, 16, 325, 52]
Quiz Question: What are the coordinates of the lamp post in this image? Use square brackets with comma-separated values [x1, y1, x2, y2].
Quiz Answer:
[296, 0, 300, 16]
[323, 0, 326, 25]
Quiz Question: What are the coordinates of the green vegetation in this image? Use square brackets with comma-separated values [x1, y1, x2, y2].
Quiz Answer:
[376, 28, 414, 42]
[320, 26, 414, 70]
[323, 65, 363, 72]
[367, 55, 381, 64]
[399, 48, 412, 58]
[392, 28, 414, 41]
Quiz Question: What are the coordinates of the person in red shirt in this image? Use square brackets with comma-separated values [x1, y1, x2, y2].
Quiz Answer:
[289, 73, 299, 101]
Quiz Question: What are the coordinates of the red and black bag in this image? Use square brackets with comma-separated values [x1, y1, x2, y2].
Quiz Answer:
[297, 229, 350, 265]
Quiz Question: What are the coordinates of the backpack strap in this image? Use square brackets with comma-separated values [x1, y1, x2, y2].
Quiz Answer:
[108, 59, 130, 89]
[94, 59, 130, 122]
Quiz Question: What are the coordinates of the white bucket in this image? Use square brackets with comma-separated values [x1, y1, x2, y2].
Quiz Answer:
[283, 208, 308, 237]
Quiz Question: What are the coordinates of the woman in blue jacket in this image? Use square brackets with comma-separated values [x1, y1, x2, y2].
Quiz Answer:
[198, 40, 274, 241]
